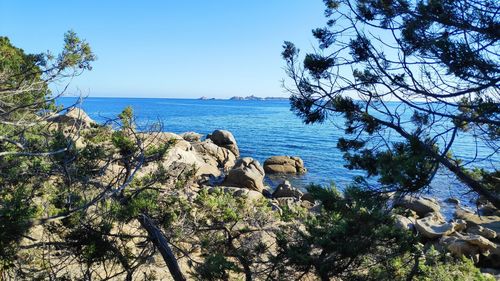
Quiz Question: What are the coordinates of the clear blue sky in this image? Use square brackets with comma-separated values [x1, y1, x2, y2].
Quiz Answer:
[0, 1, 327, 98]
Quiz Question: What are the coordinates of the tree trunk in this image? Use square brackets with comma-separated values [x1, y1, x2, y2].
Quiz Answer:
[428, 148, 500, 209]
[138, 214, 186, 281]
[378, 118, 500, 209]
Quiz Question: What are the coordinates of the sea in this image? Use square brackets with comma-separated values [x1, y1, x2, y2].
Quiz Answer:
[58, 97, 499, 217]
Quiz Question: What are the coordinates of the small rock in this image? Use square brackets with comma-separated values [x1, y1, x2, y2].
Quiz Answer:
[263, 156, 307, 174]
[456, 233, 497, 253]
[262, 189, 272, 199]
[181, 131, 203, 142]
[479, 202, 500, 216]
[300, 200, 314, 209]
[454, 219, 467, 232]
[441, 232, 498, 265]
[301, 193, 315, 203]
[272, 180, 303, 199]
[269, 202, 283, 215]
[445, 197, 460, 205]
[394, 215, 415, 231]
[394, 195, 441, 217]
[275, 197, 299, 209]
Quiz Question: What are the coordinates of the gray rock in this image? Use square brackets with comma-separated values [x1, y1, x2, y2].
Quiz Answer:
[441, 233, 497, 259]
[394, 215, 415, 231]
[181, 131, 203, 142]
[455, 207, 500, 233]
[467, 225, 498, 240]
[479, 202, 500, 216]
[192, 140, 236, 172]
[269, 202, 283, 216]
[263, 156, 306, 174]
[50, 107, 95, 128]
[394, 195, 441, 217]
[415, 213, 456, 239]
[272, 180, 303, 199]
[301, 193, 315, 203]
[454, 219, 467, 232]
[207, 130, 239, 157]
[223, 157, 265, 192]
[440, 235, 481, 263]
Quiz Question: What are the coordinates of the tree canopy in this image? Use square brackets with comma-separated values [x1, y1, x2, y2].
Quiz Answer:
[282, 0, 499, 207]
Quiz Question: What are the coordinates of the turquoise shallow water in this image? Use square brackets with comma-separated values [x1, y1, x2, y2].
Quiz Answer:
[58, 97, 499, 216]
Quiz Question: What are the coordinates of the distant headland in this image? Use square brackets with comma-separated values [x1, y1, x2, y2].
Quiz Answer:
[198, 95, 288, 101]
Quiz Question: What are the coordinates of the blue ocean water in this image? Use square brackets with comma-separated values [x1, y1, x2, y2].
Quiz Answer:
[58, 97, 498, 215]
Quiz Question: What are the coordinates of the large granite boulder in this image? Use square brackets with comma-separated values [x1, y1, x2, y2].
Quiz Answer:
[192, 140, 236, 172]
[149, 132, 184, 141]
[223, 157, 265, 192]
[161, 138, 220, 178]
[455, 207, 500, 233]
[272, 180, 303, 199]
[440, 233, 498, 263]
[394, 195, 441, 217]
[263, 156, 306, 174]
[415, 213, 456, 239]
[136, 134, 229, 185]
[50, 107, 95, 129]
[207, 130, 239, 157]
[441, 236, 482, 263]
[468, 225, 497, 240]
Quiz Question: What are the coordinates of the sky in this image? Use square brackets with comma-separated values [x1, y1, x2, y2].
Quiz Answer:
[0, 1, 327, 98]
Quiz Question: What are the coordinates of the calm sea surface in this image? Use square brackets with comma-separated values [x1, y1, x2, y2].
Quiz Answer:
[58, 97, 499, 216]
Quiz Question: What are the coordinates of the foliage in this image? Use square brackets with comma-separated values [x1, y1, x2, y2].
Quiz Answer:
[416, 254, 494, 281]
[0, 14, 495, 280]
[369, 247, 496, 281]
[282, 0, 500, 207]
[274, 184, 415, 280]
[179, 188, 277, 280]
[0, 186, 38, 269]
[0, 33, 182, 280]
[193, 253, 239, 281]
[0, 31, 96, 273]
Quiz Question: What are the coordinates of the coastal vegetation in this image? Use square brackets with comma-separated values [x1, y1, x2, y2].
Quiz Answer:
[282, 0, 499, 207]
[0, 0, 499, 280]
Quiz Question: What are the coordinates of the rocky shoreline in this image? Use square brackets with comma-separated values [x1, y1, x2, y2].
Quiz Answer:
[57, 109, 500, 279]
[180, 130, 500, 278]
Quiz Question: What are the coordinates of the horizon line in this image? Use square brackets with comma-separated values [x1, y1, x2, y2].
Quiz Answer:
[58, 95, 291, 100]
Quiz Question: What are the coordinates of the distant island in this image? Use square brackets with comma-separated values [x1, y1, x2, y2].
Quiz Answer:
[198, 95, 288, 101]
[198, 96, 216, 100]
